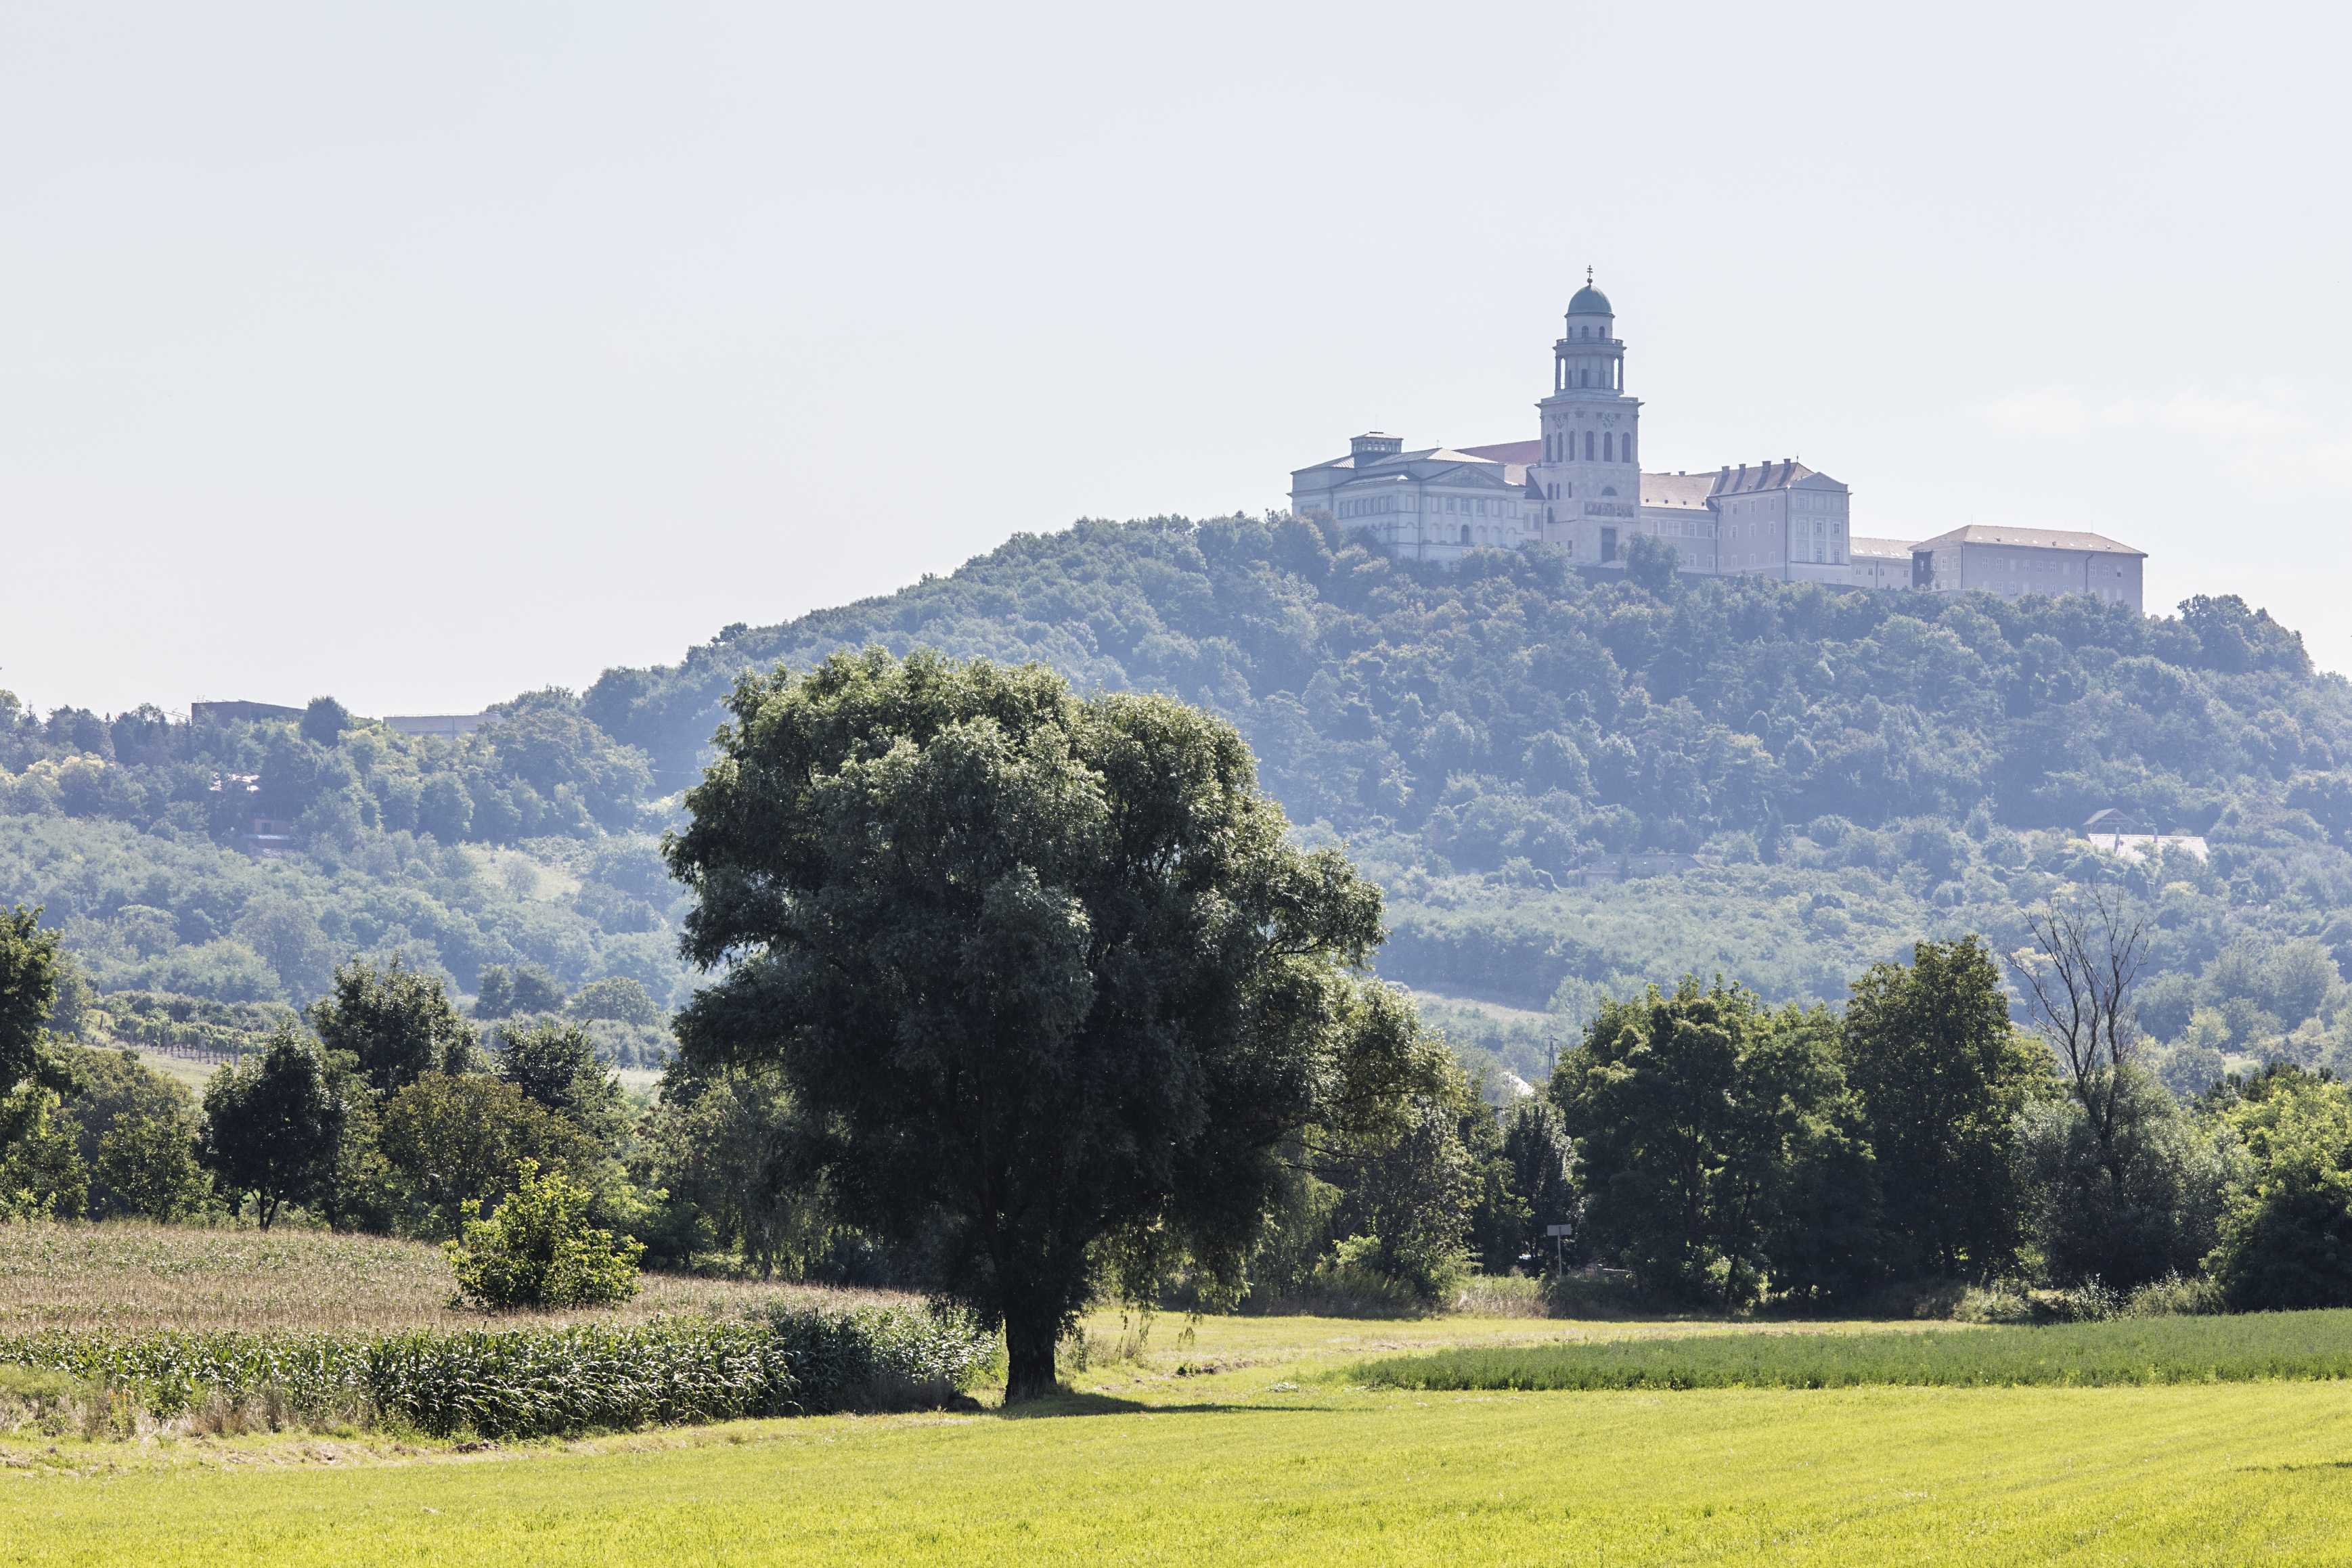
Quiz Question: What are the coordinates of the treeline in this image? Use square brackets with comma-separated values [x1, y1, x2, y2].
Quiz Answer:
[0, 691, 654, 845]
[0, 938, 696, 1253]
[2, 846, 1562, 1319]
[1549, 909, 2352, 1314]
[0, 690, 688, 1010]
[0, 810, 690, 1010]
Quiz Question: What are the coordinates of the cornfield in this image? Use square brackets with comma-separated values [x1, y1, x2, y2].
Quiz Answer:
[0, 1303, 994, 1439]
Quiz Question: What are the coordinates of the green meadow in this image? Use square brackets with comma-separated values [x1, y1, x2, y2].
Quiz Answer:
[12, 1310, 2352, 1566]
[1357, 1309, 2352, 1392]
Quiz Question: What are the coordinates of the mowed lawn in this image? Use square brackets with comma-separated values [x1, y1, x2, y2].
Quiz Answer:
[12, 1310, 2352, 1567]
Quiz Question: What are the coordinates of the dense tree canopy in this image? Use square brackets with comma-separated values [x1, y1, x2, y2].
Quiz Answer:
[0, 905, 60, 1093]
[667, 649, 1436, 1398]
[310, 958, 479, 1094]
[1551, 979, 1871, 1303]
[567, 515, 2352, 1091]
[1843, 937, 2047, 1276]
[199, 1029, 344, 1228]
[7, 514, 2352, 1100]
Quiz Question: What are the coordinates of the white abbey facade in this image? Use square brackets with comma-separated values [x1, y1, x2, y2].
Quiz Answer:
[1289, 278, 2144, 610]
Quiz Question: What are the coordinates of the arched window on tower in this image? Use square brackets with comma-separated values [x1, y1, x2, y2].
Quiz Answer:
[1623, 430, 1635, 465]
[1583, 430, 1595, 461]
[1603, 432, 1614, 462]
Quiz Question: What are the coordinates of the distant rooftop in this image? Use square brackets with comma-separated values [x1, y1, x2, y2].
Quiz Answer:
[1849, 536, 1918, 559]
[1916, 524, 2146, 556]
[385, 714, 488, 739]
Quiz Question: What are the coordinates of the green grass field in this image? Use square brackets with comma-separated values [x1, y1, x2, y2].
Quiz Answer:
[12, 1306, 2352, 1564]
[1357, 1309, 2352, 1391]
[9, 1229, 2352, 1564]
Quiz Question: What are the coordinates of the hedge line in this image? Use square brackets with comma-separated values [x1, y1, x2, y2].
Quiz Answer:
[0, 1301, 993, 1439]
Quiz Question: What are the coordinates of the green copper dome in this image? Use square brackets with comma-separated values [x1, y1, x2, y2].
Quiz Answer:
[1568, 283, 1612, 315]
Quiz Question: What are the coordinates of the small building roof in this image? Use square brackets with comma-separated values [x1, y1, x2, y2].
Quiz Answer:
[1914, 524, 2146, 556]
[1848, 536, 1918, 559]
[1461, 439, 1542, 465]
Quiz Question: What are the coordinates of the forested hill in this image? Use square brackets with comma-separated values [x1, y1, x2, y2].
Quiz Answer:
[7, 512, 2349, 1093]
[584, 516, 2352, 1086]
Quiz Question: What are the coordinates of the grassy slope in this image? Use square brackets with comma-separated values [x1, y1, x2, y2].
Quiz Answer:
[11, 1312, 2352, 1565]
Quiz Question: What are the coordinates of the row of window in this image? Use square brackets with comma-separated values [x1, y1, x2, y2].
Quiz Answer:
[1543, 429, 1635, 464]
[1340, 493, 1519, 519]
[1373, 522, 1519, 548]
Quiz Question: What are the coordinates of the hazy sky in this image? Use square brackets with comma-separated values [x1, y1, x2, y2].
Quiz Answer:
[5, 1, 2348, 717]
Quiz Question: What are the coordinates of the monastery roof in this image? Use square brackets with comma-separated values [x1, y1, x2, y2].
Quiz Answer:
[1708, 460, 1841, 496]
[1462, 439, 1542, 465]
[1324, 447, 1525, 491]
[1638, 472, 1717, 510]
[1848, 536, 1919, 559]
[1915, 524, 2146, 556]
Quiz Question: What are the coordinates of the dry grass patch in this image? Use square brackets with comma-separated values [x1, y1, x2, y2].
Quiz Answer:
[0, 1222, 913, 1334]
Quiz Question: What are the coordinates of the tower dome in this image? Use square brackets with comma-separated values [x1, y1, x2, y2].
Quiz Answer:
[1568, 280, 1612, 316]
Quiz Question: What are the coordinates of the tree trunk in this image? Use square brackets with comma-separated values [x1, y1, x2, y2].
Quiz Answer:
[1002, 1310, 1060, 1405]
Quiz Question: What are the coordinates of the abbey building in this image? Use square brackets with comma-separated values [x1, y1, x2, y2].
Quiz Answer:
[1288, 279, 2144, 610]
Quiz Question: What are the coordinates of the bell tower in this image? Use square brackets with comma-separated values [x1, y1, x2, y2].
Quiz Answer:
[1532, 269, 1642, 564]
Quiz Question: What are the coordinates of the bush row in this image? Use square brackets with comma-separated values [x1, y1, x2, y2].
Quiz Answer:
[0, 1301, 993, 1439]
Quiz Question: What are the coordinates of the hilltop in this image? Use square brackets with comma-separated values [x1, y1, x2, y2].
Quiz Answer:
[7, 515, 2348, 1088]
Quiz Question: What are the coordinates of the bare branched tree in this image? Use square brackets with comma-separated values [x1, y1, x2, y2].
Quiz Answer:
[2005, 885, 2148, 1181]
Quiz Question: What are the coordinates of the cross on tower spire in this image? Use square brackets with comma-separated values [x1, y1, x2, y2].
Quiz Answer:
[1586, 265, 1594, 288]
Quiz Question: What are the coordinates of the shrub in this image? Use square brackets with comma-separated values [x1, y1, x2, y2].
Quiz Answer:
[2125, 1272, 2223, 1317]
[754, 1301, 995, 1411]
[0, 1085, 88, 1219]
[1452, 1274, 1548, 1318]
[446, 1160, 643, 1310]
[0, 1365, 87, 1435]
[1248, 1261, 1427, 1319]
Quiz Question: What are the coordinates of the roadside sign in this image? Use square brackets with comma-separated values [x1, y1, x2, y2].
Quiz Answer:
[1544, 1224, 1573, 1237]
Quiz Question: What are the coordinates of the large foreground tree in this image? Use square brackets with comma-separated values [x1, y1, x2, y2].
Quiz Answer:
[667, 649, 1432, 1400]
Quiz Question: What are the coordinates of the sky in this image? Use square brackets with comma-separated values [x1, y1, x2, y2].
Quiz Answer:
[4, 0, 2348, 717]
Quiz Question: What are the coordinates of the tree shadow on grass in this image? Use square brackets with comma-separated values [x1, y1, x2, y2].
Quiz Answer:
[989, 1389, 1329, 1420]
